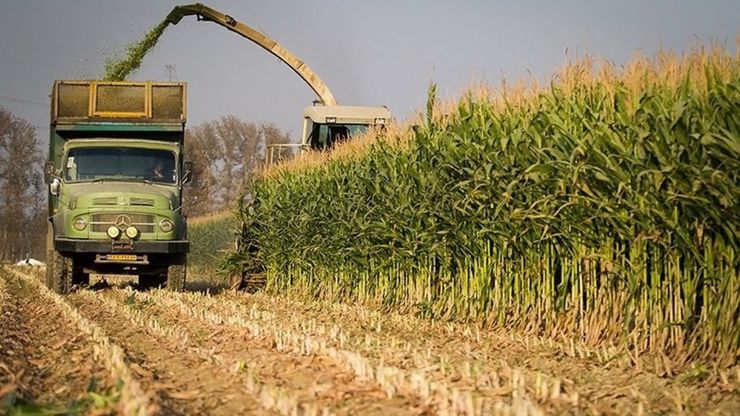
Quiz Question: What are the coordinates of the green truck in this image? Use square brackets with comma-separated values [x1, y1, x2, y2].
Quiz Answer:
[44, 81, 191, 294]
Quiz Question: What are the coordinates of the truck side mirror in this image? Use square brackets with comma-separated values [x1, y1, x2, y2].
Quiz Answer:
[44, 161, 57, 184]
[182, 161, 193, 185]
[50, 178, 61, 196]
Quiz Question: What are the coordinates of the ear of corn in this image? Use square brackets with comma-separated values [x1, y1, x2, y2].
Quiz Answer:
[227, 45, 740, 367]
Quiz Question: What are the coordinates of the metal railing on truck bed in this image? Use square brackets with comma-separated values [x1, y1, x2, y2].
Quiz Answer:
[51, 81, 187, 124]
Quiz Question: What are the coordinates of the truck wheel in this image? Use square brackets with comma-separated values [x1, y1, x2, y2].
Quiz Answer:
[49, 250, 72, 294]
[71, 260, 90, 287]
[45, 223, 56, 288]
[138, 272, 166, 290]
[166, 254, 186, 291]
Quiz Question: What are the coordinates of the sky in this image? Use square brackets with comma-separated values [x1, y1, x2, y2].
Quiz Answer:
[0, 0, 738, 142]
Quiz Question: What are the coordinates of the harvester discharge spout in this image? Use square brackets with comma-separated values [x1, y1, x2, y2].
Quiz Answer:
[165, 2, 337, 106]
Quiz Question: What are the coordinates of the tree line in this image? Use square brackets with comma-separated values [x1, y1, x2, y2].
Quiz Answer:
[0, 107, 45, 262]
[184, 115, 292, 217]
[0, 107, 291, 262]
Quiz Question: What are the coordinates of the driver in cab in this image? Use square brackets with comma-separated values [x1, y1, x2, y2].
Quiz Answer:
[148, 160, 166, 182]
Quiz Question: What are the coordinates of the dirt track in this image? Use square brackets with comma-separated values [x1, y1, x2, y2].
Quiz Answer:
[1, 266, 738, 415]
[0, 269, 114, 412]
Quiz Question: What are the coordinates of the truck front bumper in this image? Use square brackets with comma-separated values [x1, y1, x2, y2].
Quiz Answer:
[55, 238, 189, 254]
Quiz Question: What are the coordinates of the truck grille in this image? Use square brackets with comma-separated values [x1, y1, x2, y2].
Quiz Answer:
[90, 213, 156, 233]
[130, 197, 155, 206]
[92, 197, 118, 206]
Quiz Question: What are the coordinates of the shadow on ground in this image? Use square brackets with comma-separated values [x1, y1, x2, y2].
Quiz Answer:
[81, 270, 233, 294]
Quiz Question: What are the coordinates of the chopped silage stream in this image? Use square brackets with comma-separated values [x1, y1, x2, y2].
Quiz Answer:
[102, 20, 169, 81]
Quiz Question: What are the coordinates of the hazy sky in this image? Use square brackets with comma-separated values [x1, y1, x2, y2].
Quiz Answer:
[1, 0, 737, 141]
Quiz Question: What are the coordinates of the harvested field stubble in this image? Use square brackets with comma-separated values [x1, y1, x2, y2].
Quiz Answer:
[1, 267, 152, 415]
[89, 287, 424, 415]
[228, 44, 740, 371]
[222, 290, 740, 415]
[67, 289, 267, 415]
[3, 267, 738, 414]
[152, 288, 574, 414]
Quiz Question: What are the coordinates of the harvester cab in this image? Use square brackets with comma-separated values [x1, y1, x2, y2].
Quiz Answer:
[302, 105, 391, 149]
[166, 3, 391, 165]
[262, 105, 391, 164]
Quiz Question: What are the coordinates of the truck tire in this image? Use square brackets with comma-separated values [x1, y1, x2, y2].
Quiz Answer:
[71, 260, 90, 288]
[49, 250, 72, 294]
[166, 254, 186, 291]
[46, 223, 74, 294]
[45, 224, 55, 288]
[138, 272, 166, 290]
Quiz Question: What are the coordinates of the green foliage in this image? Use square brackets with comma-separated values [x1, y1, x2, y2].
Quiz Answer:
[2, 378, 120, 415]
[189, 213, 237, 272]
[229, 48, 740, 367]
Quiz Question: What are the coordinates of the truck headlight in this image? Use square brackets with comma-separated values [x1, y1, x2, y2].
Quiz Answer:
[73, 217, 87, 230]
[125, 227, 139, 239]
[107, 226, 121, 239]
[159, 219, 174, 233]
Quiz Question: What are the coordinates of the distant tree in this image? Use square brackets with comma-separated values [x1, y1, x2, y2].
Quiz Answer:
[184, 115, 291, 217]
[0, 107, 45, 261]
[184, 122, 220, 216]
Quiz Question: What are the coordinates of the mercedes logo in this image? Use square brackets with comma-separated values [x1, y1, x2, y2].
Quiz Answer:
[115, 214, 131, 230]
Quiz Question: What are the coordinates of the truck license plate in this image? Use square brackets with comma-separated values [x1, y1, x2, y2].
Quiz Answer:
[107, 254, 138, 261]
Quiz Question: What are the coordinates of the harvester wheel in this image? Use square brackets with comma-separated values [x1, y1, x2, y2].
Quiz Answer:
[166, 254, 186, 291]
[229, 272, 246, 290]
[231, 272, 265, 292]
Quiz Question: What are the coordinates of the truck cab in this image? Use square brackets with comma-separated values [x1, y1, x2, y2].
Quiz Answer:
[45, 81, 190, 293]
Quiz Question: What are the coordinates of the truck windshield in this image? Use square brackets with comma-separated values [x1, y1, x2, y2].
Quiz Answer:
[64, 147, 176, 184]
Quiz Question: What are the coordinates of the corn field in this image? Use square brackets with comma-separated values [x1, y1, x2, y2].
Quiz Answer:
[228, 45, 740, 369]
[187, 211, 235, 275]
